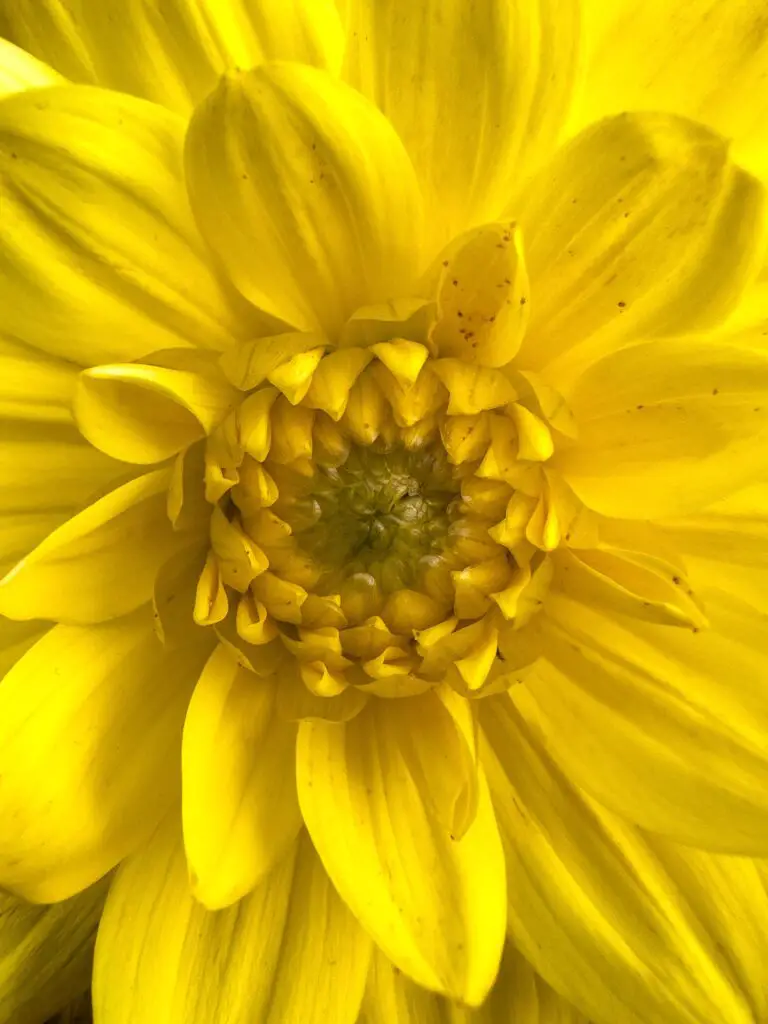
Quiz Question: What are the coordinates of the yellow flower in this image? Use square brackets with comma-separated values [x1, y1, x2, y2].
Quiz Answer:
[1, 2, 768, 1023]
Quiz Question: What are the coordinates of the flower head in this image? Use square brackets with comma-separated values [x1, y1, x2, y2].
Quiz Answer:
[1, 3, 768, 1024]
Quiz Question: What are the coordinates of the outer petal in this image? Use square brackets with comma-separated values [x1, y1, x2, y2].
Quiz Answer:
[181, 645, 302, 910]
[571, 1, 768, 183]
[0, 608, 211, 901]
[554, 337, 768, 518]
[185, 63, 424, 337]
[296, 702, 506, 1006]
[514, 113, 768, 385]
[0, 875, 108, 1024]
[0, 468, 188, 624]
[93, 825, 371, 1024]
[481, 694, 768, 1024]
[0, 0, 343, 114]
[343, 0, 579, 252]
[518, 589, 768, 854]
[359, 944, 588, 1024]
[0, 37, 64, 97]
[0, 83, 260, 367]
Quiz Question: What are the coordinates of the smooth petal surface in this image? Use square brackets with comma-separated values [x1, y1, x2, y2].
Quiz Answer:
[182, 645, 301, 909]
[0, 83, 257, 366]
[296, 702, 506, 1005]
[555, 338, 768, 518]
[185, 62, 423, 336]
[0, 875, 108, 1024]
[0, 469, 181, 624]
[360, 944, 588, 1024]
[517, 589, 768, 854]
[481, 695, 768, 1024]
[514, 113, 768, 385]
[343, 0, 579, 252]
[0, 37, 64, 97]
[93, 825, 371, 1024]
[572, 1, 768, 182]
[0, 609, 211, 901]
[0, 335, 76, 424]
[0, 0, 343, 113]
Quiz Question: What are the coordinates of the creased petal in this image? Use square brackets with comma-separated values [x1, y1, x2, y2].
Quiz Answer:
[481, 693, 768, 1024]
[514, 113, 768, 386]
[0, 609, 211, 901]
[518, 589, 768, 854]
[359, 944, 589, 1024]
[185, 62, 424, 337]
[0, 468, 186, 624]
[572, 1, 768, 183]
[0, 83, 260, 366]
[0, 36, 64, 97]
[554, 337, 768, 518]
[93, 825, 371, 1024]
[1, 0, 343, 113]
[296, 701, 506, 1006]
[181, 645, 301, 910]
[343, 0, 579, 252]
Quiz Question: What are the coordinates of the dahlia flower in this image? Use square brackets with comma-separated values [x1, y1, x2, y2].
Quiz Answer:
[1, 2, 768, 1023]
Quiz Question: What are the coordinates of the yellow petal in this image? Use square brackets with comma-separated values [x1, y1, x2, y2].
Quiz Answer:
[0, 609, 211, 901]
[515, 113, 768, 386]
[1, 0, 343, 114]
[359, 944, 589, 1024]
[555, 338, 768, 517]
[0, 334, 76, 424]
[93, 826, 372, 1024]
[219, 331, 328, 391]
[0, 36, 64, 96]
[519, 589, 768, 853]
[572, 0, 768, 184]
[659, 481, 768, 612]
[0, 875, 109, 1024]
[482, 693, 768, 1024]
[0, 83, 257, 367]
[0, 468, 182, 624]
[181, 645, 301, 910]
[343, 0, 579, 252]
[185, 63, 423, 336]
[75, 361, 239, 464]
[296, 703, 506, 1005]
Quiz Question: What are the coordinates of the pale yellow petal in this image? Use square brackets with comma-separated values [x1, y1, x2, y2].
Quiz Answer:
[514, 113, 768, 387]
[0, 469, 184, 624]
[344, 0, 579, 253]
[0, 609, 211, 901]
[555, 337, 768, 518]
[571, 1, 768, 183]
[185, 62, 423, 336]
[0, 83, 258, 366]
[481, 693, 768, 1024]
[181, 645, 301, 909]
[93, 826, 371, 1024]
[517, 589, 768, 854]
[0, 875, 108, 1024]
[0, 36, 64, 97]
[1, 0, 343, 113]
[296, 702, 506, 1005]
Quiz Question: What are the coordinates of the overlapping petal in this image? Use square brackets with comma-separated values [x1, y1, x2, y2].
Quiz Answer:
[0, 36, 63, 97]
[0, 876, 108, 1024]
[516, 589, 768, 854]
[343, 0, 579, 253]
[481, 694, 768, 1024]
[0, 609, 211, 901]
[296, 701, 506, 1006]
[93, 825, 371, 1024]
[514, 113, 768, 386]
[181, 645, 302, 909]
[0, 0, 343, 113]
[0, 83, 261, 367]
[185, 62, 424, 336]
